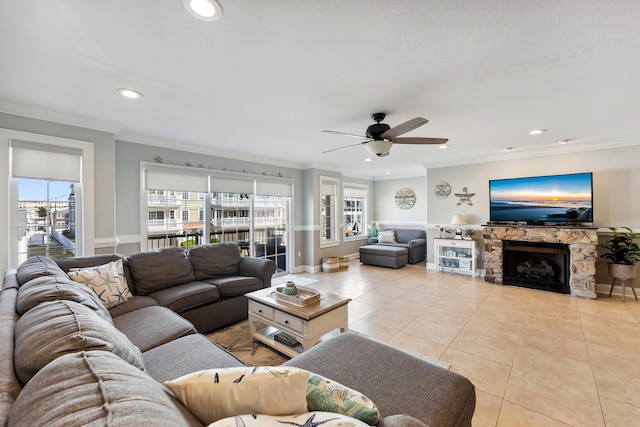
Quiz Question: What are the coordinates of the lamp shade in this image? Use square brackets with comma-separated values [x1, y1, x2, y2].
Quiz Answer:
[450, 214, 466, 225]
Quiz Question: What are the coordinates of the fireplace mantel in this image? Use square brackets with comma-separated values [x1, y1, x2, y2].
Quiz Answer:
[483, 225, 598, 299]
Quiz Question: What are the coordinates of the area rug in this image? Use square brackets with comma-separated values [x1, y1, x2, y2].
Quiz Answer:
[271, 274, 319, 287]
[207, 320, 449, 370]
[207, 320, 288, 366]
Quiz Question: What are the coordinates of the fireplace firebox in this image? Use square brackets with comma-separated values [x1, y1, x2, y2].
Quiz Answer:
[503, 240, 570, 294]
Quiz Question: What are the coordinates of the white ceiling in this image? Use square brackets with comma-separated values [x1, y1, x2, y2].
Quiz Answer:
[2, 1, 640, 179]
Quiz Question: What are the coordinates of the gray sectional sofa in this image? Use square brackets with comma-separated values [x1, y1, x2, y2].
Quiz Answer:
[366, 229, 428, 264]
[1, 244, 475, 427]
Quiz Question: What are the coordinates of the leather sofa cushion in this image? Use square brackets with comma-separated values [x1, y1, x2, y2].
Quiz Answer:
[112, 306, 197, 352]
[204, 276, 263, 298]
[127, 248, 196, 295]
[14, 300, 145, 385]
[16, 276, 113, 323]
[15, 256, 67, 285]
[188, 243, 241, 280]
[148, 281, 220, 313]
[8, 351, 195, 427]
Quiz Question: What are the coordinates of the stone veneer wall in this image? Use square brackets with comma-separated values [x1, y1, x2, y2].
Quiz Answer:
[483, 226, 598, 299]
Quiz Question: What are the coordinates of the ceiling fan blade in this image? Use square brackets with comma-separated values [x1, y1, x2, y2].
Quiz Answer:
[322, 141, 369, 154]
[380, 117, 428, 141]
[393, 137, 448, 145]
[321, 130, 367, 139]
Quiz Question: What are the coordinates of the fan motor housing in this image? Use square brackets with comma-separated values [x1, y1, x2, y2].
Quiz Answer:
[366, 123, 391, 140]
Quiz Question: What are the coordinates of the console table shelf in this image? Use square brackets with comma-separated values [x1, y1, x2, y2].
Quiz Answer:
[434, 238, 477, 277]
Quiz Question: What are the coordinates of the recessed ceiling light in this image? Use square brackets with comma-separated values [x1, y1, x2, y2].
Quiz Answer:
[557, 139, 572, 145]
[502, 147, 515, 152]
[116, 88, 143, 99]
[530, 128, 546, 135]
[364, 158, 373, 162]
[439, 145, 449, 149]
[182, 0, 222, 21]
[384, 171, 391, 175]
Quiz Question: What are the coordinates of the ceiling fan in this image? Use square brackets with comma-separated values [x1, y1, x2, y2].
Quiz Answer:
[322, 112, 448, 157]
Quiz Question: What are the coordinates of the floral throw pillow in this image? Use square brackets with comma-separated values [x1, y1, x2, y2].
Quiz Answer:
[377, 230, 396, 243]
[67, 262, 131, 309]
[306, 372, 380, 425]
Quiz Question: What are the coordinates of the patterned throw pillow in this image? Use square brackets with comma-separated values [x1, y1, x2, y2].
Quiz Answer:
[207, 412, 369, 427]
[164, 366, 309, 425]
[306, 372, 380, 425]
[378, 230, 396, 243]
[67, 262, 131, 309]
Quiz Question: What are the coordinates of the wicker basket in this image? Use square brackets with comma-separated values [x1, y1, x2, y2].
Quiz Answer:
[322, 257, 340, 272]
[339, 257, 349, 269]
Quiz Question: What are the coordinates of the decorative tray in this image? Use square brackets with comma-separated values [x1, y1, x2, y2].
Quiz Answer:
[273, 286, 321, 306]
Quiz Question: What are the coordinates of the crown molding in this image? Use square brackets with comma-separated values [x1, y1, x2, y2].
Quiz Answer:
[0, 101, 124, 134]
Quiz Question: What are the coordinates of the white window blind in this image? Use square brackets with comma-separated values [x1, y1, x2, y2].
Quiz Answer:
[10, 140, 82, 182]
[210, 177, 254, 194]
[144, 165, 209, 192]
[344, 186, 366, 198]
[321, 181, 336, 195]
[255, 180, 292, 197]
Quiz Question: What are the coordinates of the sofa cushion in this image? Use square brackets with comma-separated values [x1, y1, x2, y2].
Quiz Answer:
[8, 351, 193, 427]
[112, 306, 196, 352]
[143, 334, 245, 383]
[148, 281, 220, 313]
[14, 300, 145, 384]
[188, 243, 241, 280]
[164, 366, 309, 425]
[210, 412, 369, 427]
[108, 295, 159, 318]
[127, 247, 196, 295]
[67, 261, 132, 309]
[204, 276, 263, 298]
[15, 256, 67, 285]
[15, 276, 113, 323]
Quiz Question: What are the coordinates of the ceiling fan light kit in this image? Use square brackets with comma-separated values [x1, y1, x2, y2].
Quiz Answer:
[322, 112, 448, 157]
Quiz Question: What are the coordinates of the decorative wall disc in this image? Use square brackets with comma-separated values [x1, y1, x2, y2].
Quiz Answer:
[394, 188, 416, 209]
[434, 182, 451, 199]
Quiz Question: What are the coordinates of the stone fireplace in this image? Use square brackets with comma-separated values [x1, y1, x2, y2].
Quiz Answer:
[483, 226, 598, 299]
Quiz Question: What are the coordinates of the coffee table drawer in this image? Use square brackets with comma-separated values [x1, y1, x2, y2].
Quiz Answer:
[249, 301, 275, 321]
[275, 311, 305, 333]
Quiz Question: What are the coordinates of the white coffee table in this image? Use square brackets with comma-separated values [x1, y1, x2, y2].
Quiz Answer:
[246, 287, 350, 358]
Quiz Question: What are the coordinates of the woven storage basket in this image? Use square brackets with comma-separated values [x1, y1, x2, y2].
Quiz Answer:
[339, 257, 349, 269]
[322, 257, 340, 272]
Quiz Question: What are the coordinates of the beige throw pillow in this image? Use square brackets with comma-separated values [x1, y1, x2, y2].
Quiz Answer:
[378, 230, 396, 243]
[165, 366, 309, 425]
[67, 261, 132, 309]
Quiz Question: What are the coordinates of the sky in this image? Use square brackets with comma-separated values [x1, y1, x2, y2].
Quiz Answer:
[18, 179, 75, 201]
[490, 173, 593, 202]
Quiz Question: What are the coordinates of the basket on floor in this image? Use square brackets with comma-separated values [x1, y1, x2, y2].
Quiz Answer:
[339, 257, 349, 269]
[322, 257, 340, 272]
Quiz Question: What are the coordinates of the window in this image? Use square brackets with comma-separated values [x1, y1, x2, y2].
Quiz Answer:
[7, 134, 92, 268]
[319, 176, 339, 246]
[182, 210, 189, 221]
[343, 184, 367, 239]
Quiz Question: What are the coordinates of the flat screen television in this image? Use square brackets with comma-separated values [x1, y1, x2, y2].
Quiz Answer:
[489, 172, 593, 225]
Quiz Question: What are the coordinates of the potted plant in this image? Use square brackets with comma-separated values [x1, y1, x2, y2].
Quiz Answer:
[463, 229, 474, 240]
[599, 227, 640, 300]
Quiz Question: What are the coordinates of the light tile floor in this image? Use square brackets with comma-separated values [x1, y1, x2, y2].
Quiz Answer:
[295, 260, 640, 427]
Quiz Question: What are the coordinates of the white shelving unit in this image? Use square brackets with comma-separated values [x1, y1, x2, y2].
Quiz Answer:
[434, 238, 477, 277]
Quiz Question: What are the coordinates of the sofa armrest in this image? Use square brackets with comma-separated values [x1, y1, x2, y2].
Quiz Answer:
[367, 237, 378, 245]
[407, 238, 427, 249]
[238, 257, 277, 288]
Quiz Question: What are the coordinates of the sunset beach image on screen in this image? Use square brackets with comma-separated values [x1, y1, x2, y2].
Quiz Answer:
[489, 172, 593, 223]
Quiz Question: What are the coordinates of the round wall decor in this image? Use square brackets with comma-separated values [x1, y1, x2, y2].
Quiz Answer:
[394, 188, 416, 209]
[434, 182, 451, 199]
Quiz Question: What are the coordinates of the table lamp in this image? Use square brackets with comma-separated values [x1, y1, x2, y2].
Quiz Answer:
[450, 214, 466, 239]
